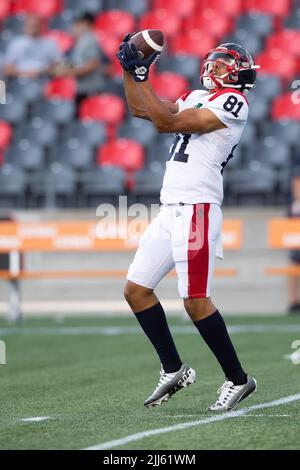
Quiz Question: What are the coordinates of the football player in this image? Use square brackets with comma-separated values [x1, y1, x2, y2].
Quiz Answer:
[117, 38, 259, 411]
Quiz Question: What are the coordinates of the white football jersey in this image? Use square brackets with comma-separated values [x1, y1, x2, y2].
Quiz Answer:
[160, 88, 249, 205]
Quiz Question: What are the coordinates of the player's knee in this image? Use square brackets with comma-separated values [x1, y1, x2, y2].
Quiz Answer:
[184, 297, 216, 321]
[124, 281, 153, 308]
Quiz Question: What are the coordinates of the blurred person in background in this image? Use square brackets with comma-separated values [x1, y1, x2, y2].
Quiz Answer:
[3, 15, 61, 80]
[57, 12, 112, 107]
[288, 166, 300, 314]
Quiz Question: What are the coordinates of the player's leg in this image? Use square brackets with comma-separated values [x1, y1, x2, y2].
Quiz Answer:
[124, 208, 196, 406]
[173, 203, 256, 411]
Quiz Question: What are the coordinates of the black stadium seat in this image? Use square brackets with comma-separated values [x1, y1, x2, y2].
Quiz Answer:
[5, 141, 45, 171]
[0, 164, 26, 208]
[52, 138, 95, 171]
[14, 118, 58, 148]
[64, 121, 106, 148]
[118, 117, 156, 148]
[80, 166, 125, 206]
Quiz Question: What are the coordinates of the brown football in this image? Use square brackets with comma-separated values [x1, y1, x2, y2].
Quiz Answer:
[128, 30, 164, 59]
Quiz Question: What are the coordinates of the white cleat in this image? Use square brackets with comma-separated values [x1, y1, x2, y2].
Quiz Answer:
[144, 363, 196, 408]
[208, 375, 257, 412]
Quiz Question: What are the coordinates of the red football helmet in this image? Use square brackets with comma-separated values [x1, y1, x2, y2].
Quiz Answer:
[200, 43, 260, 91]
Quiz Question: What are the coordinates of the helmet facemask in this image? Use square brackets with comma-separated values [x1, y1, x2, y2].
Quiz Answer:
[201, 46, 260, 91]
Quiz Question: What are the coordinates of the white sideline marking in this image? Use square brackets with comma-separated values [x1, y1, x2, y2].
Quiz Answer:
[1, 324, 300, 337]
[84, 394, 300, 450]
[20, 416, 50, 422]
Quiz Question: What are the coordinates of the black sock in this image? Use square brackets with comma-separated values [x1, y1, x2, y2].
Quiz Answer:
[134, 302, 182, 373]
[193, 310, 247, 385]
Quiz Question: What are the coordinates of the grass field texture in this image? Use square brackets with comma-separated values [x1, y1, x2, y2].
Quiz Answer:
[0, 314, 300, 450]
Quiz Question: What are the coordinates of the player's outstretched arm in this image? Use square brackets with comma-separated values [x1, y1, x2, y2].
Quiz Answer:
[137, 81, 226, 134]
[123, 71, 179, 120]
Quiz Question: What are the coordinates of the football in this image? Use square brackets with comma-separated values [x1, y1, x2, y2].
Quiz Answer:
[128, 29, 164, 59]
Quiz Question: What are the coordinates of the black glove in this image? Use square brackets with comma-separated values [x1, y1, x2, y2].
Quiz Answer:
[117, 42, 159, 82]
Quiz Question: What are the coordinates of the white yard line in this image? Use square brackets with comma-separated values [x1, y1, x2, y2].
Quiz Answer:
[84, 393, 300, 450]
[1, 324, 300, 336]
[20, 416, 50, 422]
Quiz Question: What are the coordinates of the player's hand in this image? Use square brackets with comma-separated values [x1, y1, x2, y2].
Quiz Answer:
[117, 42, 159, 82]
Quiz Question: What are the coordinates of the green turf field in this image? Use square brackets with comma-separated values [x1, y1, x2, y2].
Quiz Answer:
[0, 314, 300, 450]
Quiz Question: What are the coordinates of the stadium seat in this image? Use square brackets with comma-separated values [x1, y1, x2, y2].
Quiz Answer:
[272, 93, 300, 120]
[236, 13, 273, 37]
[238, 121, 256, 148]
[52, 139, 94, 171]
[79, 166, 125, 206]
[95, 10, 135, 39]
[94, 31, 120, 61]
[284, 8, 300, 28]
[132, 166, 165, 204]
[0, 121, 12, 150]
[251, 137, 291, 170]
[7, 79, 43, 104]
[44, 78, 77, 101]
[157, 54, 200, 82]
[3, 15, 25, 34]
[105, 0, 148, 17]
[243, 0, 291, 18]
[223, 30, 262, 56]
[0, 1, 10, 21]
[139, 9, 181, 38]
[170, 30, 215, 57]
[118, 117, 156, 148]
[183, 10, 232, 40]
[266, 30, 300, 56]
[97, 138, 144, 172]
[261, 119, 299, 146]
[247, 92, 269, 122]
[195, 0, 242, 17]
[45, 30, 74, 54]
[0, 94, 27, 125]
[146, 134, 174, 166]
[65, 121, 106, 148]
[29, 163, 77, 207]
[5, 141, 44, 171]
[12, 0, 63, 18]
[255, 49, 297, 81]
[228, 162, 277, 205]
[15, 118, 58, 148]
[49, 14, 73, 32]
[33, 99, 75, 125]
[79, 94, 125, 136]
[65, 0, 103, 15]
[254, 74, 281, 101]
[151, 72, 189, 101]
[0, 164, 26, 208]
[153, 0, 196, 18]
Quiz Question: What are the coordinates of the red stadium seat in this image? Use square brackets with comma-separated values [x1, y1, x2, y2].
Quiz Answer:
[0, 121, 12, 150]
[97, 139, 144, 172]
[45, 30, 74, 54]
[266, 30, 300, 56]
[151, 72, 189, 101]
[255, 49, 297, 81]
[195, 0, 242, 17]
[0, 1, 10, 21]
[79, 94, 125, 138]
[243, 0, 291, 18]
[44, 78, 77, 101]
[272, 93, 300, 121]
[139, 9, 181, 38]
[95, 10, 135, 39]
[183, 9, 232, 39]
[153, 0, 196, 18]
[171, 30, 215, 57]
[12, 0, 62, 18]
[95, 31, 120, 60]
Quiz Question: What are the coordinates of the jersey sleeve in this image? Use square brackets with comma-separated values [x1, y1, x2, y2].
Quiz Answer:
[203, 91, 249, 128]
